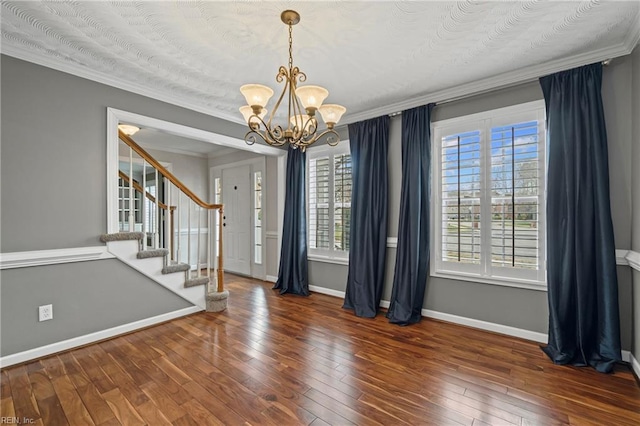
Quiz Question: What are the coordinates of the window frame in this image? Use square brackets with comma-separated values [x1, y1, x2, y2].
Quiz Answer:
[306, 139, 351, 265]
[431, 100, 547, 291]
[253, 171, 263, 265]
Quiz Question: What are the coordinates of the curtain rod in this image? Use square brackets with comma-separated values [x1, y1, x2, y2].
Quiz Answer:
[388, 58, 613, 117]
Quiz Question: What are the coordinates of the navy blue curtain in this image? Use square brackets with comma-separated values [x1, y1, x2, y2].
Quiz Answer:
[343, 116, 389, 317]
[274, 146, 309, 296]
[540, 63, 621, 373]
[387, 104, 435, 325]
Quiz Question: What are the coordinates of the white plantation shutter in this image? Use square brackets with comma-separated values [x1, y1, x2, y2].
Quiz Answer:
[334, 153, 352, 252]
[254, 172, 262, 264]
[309, 156, 330, 250]
[490, 121, 541, 270]
[307, 143, 352, 258]
[433, 101, 546, 288]
[441, 131, 482, 265]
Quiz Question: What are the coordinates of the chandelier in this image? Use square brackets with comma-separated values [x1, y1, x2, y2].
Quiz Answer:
[239, 10, 346, 151]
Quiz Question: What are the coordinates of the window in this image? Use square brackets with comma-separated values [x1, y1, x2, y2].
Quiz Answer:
[308, 143, 352, 259]
[253, 171, 262, 264]
[214, 177, 221, 258]
[432, 101, 546, 288]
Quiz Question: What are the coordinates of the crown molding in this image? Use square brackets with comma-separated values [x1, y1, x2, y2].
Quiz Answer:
[0, 45, 246, 126]
[341, 41, 637, 125]
[3, 10, 639, 130]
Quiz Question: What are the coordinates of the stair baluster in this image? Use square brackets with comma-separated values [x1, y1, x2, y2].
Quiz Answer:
[197, 205, 201, 278]
[142, 158, 147, 250]
[187, 200, 192, 278]
[129, 147, 134, 232]
[109, 129, 226, 311]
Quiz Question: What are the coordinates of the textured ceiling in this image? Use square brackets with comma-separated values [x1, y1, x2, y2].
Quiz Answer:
[2, 1, 639, 126]
[133, 127, 238, 158]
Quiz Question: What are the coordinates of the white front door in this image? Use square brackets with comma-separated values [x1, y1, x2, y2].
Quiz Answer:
[222, 165, 251, 275]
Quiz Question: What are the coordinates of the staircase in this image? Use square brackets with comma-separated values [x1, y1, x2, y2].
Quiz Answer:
[101, 129, 225, 311]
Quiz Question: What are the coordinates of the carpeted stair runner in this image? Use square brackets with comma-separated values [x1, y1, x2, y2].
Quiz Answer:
[100, 232, 208, 289]
[100, 232, 144, 242]
[137, 248, 169, 259]
[185, 276, 210, 288]
[162, 262, 190, 274]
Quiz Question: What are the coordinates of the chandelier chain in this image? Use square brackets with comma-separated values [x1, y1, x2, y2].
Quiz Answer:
[288, 23, 293, 70]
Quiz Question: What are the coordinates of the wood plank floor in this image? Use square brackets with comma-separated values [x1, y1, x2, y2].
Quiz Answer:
[2, 274, 639, 425]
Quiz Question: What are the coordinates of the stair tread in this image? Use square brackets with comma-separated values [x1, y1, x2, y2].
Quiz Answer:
[137, 249, 169, 259]
[184, 277, 210, 288]
[100, 232, 144, 242]
[162, 263, 190, 274]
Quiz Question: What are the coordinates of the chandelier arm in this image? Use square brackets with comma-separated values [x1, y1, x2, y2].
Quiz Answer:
[287, 71, 294, 133]
[292, 81, 307, 140]
[246, 128, 288, 148]
[264, 124, 288, 146]
[244, 130, 264, 146]
[314, 128, 341, 147]
[267, 67, 291, 132]
[246, 114, 288, 147]
[298, 116, 318, 144]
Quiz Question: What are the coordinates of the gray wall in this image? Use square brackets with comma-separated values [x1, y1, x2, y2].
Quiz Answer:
[1, 55, 247, 253]
[309, 55, 636, 350]
[147, 149, 210, 204]
[631, 43, 640, 362]
[1, 260, 192, 356]
[0, 55, 248, 357]
[208, 149, 264, 168]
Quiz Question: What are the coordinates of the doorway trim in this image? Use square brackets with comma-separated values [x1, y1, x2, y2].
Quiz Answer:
[106, 108, 286, 279]
[210, 157, 266, 280]
[107, 108, 283, 231]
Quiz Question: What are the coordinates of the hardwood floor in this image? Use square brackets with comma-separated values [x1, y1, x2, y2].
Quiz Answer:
[2, 275, 639, 425]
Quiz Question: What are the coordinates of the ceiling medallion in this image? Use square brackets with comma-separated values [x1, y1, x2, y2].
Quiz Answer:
[239, 10, 346, 151]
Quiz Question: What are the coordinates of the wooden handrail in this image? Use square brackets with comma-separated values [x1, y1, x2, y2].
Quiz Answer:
[119, 130, 223, 211]
[119, 171, 176, 211]
[119, 129, 225, 293]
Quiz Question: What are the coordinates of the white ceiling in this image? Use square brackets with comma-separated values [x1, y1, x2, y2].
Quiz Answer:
[2, 1, 639, 129]
[131, 127, 239, 159]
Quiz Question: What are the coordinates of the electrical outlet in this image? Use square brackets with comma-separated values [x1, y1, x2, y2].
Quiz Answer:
[38, 304, 53, 322]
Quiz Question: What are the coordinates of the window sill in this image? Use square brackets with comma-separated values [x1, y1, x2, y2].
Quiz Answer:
[308, 254, 349, 266]
[430, 270, 547, 292]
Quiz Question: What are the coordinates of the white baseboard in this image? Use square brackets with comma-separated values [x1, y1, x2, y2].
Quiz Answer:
[0, 246, 115, 269]
[309, 285, 346, 299]
[630, 352, 640, 378]
[310, 284, 548, 343]
[0, 306, 202, 368]
[621, 350, 631, 364]
[265, 275, 278, 283]
[379, 299, 546, 343]
[420, 308, 548, 343]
